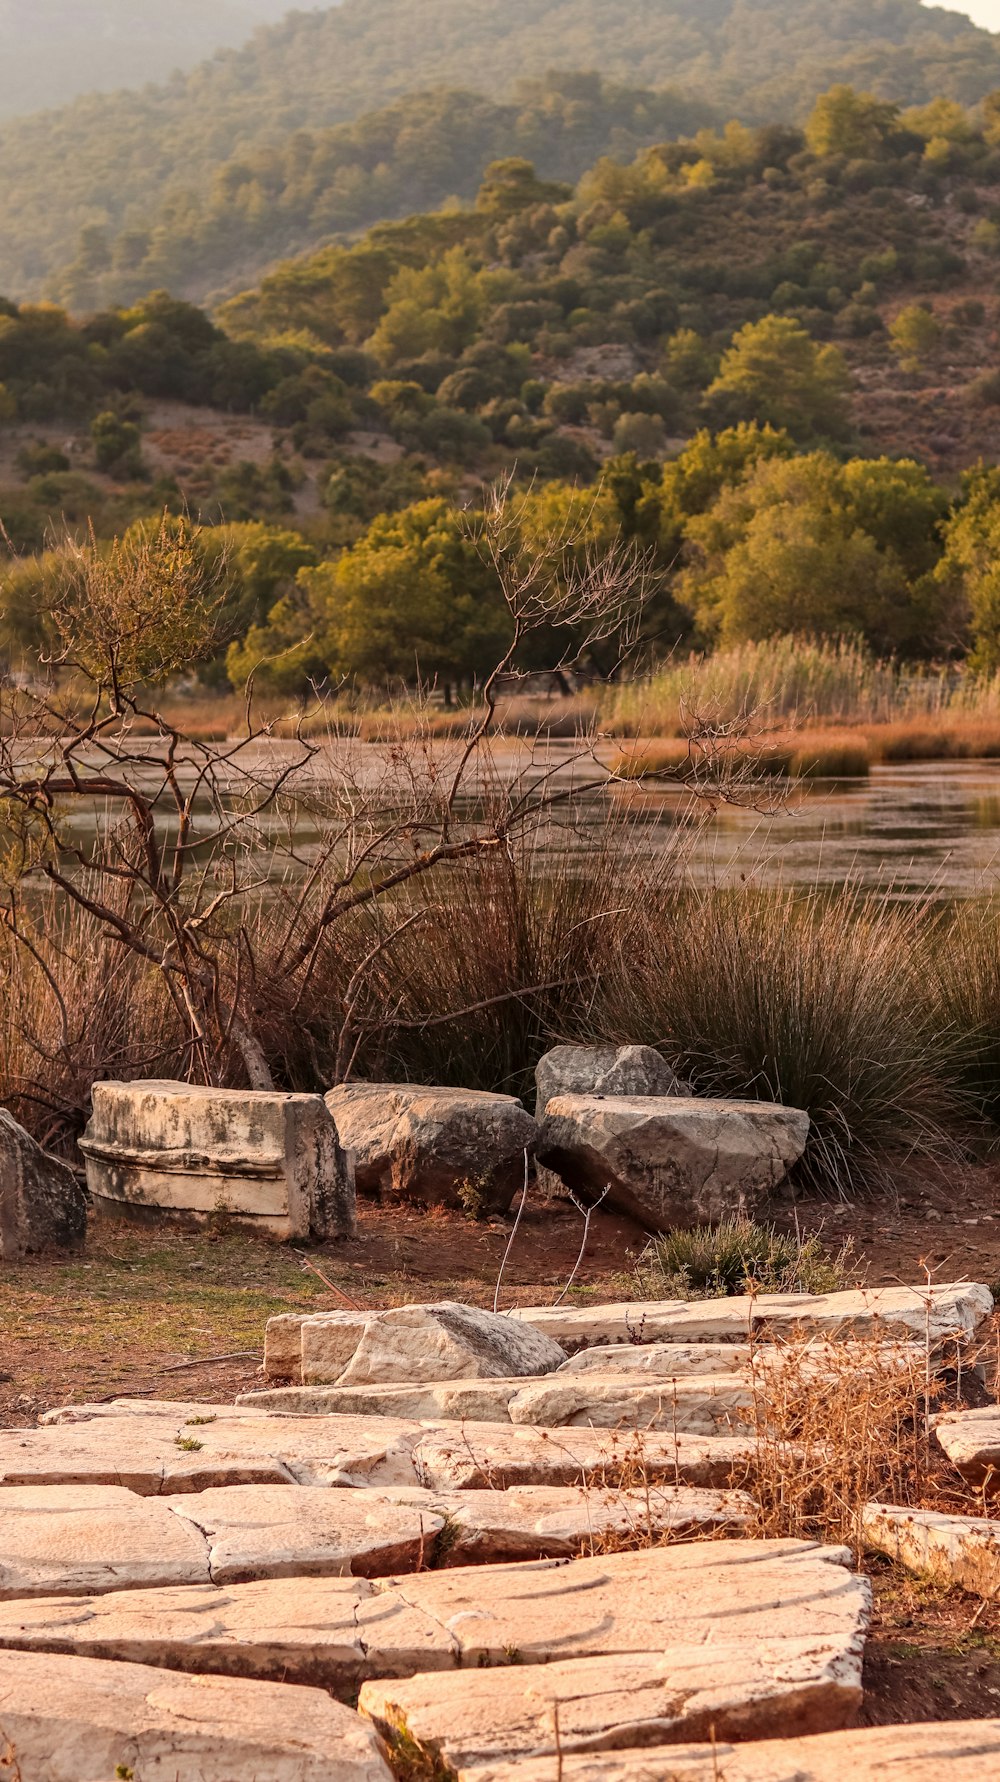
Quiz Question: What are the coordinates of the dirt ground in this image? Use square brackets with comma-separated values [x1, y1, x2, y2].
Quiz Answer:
[5, 1157, 1000, 1729]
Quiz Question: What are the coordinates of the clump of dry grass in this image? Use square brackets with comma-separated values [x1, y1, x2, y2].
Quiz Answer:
[621, 1216, 853, 1301]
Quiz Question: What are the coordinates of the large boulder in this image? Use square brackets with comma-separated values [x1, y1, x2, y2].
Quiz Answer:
[534, 1043, 684, 1115]
[0, 1107, 86, 1259]
[324, 1083, 537, 1211]
[266, 1301, 567, 1387]
[80, 1080, 355, 1242]
[537, 1093, 809, 1229]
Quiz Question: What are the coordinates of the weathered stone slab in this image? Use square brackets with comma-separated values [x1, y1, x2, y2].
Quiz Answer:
[324, 1082, 537, 1212]
[864, 1502, 1000, 1595]
[291, 1301, 565, 1388]
[80, 1078, 355, 1241]
[166, 1484, 443, 1582]
[248, 1378, 525, 1421]
[558, 1342, 757, 1377]
[40, 1400, 259, 1425]
[534, 1044, 683, 1115]
[512, 1282, 994, 1352]
[361, 1630, 863, 1773]
[935, 1407, 1000, 1489]
[412, 1424, 756, 1491]
[0, 1108, 86, 1259]
[536, 1093, 809, 1228]
[459, 1720, 1000, 1782]
[0, 1647, 392, 1781]
[370, 1541, 867, 1668]
[0, 1485, 210, 1599]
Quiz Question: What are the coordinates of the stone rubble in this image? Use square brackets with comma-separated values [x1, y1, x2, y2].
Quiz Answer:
[0, 1107, 87, 1260]
[80, 1079, 355, 1242]
[267, 1299, 566, 1387]
[534, 1042, 685, 1115]
[934, 1406, 1000, 1489]
[536, 1092, 809, 1228]
[324, 1082, 537, 1211]
[0, 1647, 393, 1781]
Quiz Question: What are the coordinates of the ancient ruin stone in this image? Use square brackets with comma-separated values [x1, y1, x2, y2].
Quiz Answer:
[80, 1079, 355, 1241]
[0, 1108, 86, 1259]
[324, 1082, 537, 1211]
[511, 1281, 994, 1352]
[265, 1300, 566, 1387]
[0, 1648, 393, 1782]
[462, 1720, 1000, 1782]
[534, 1043, 684, 1114]
[863, 1502, 1000, 1595]
[536, 1093, 809, 1228]
[0, 1484, 210, 1599]
[934, 1407, 1000, 1489]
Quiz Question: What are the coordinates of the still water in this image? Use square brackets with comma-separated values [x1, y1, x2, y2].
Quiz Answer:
[627, 760, 1000, 898]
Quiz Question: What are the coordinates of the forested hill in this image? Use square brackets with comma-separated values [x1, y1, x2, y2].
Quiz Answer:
[0, 1, 298, 121]
[3, 0, 1000, 306]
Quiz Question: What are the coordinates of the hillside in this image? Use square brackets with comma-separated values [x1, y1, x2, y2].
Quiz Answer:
[0, 1, 299, 121]
[2, 0, 1000, 304]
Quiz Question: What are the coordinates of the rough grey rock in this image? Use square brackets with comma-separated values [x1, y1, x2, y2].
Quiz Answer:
[80, 1079, 355, 1241]
[0, 1647, 393, 1781]
[266, 1300, 566, 1387]
[534, 1043, 684, 1116]
[325, 1082, 537, 1211]
[0, 1108, 86, 1258]
[536, 1093, 809, 1229]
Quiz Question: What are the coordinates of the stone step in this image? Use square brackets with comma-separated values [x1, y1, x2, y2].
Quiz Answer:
[0, 1647, 391, 1781]
[360, 1631, 863, 1773]
[934, 1406, 1000, 1488]
[239, 1371, 758, 1434]
[460, 1720, 1000, 1781]
[864, 1501, 1000, 1595]
[510, 1282, 993, 1352]
[0, 1480, 750, 1602]
[0, 1412, 756, 1493]
[0, 1542, 866, 1705]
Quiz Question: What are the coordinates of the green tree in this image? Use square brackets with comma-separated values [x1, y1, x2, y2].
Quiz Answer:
[805, 86, 900, 159]
[936, 471, 1000, 670]
[889, 303, 943, 371]
[707, 317, 853, 442]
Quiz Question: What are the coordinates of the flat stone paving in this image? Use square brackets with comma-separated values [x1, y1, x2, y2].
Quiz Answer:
[0, 1646, 392, 1781]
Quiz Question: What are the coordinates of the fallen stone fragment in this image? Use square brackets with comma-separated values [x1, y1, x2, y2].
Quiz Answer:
[557, 1342, 756, 1377]
[165, 1483, 445, 1582]
[412, 1424, 756, 1491]
[245, 1378, 525, 1422]
[40, 1401, 259, 1425]
[935, 1406, 1000, 1489]
[0, 1647, 392, 1781]
[863, 1502, 1000, 1595]
[460, 1719, 1000, 1781]
[325, 1082, 537, 1211]
[534, 1044, 684, 1115]
[0, 1488, 750, 1687]
[369, 1540, 867, 1668]
[0, 1485, 210, 1600]
[536, 1093, 809, 1228]
[285, 1300, 566, 1388]
[512, 1282, 994, 1352]
[361, 1629, 863, 1773]
[0, 1107, 86, 1259]
[80, 1078, 355, 1241]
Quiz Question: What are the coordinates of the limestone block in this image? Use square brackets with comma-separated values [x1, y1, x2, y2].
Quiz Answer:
[247, 1378, 525, 1422]
[536, 1094, 809, 1227]
[935, 1407, 1000, 1489]
[40, 1400, 259, 1425]
[165, 1483, 445, 1581]
[411, 1424, 757, 1491]
[460, 1720, 1000, 1782]
[0, 1108, 86, 1259]
[506, 1373, 755, 1434]
[534, 1044, 684, 1115]
[80, 1078, 355, 1241]
[864, 1501, 1000, 1594]
[557, 1341, 756, 1376]
[0, 1485, 210, 1599]
[297, 1301, 566, 1388]
[369, 1540, 868, 1669]
[512, 1281, 995, 1352]
[361, 1631, 863, 1774]
[325, 1082, 537, 1211]
[0, 1647, 393, 1781]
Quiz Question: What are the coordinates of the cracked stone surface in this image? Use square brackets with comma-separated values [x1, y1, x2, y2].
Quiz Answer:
[324, 1083, 538, 1212]
[863, 1502, 1000, 1595]
[535, 1093, 809, 1229]
[0, 1647, 392, 1781]
[410, 1424, 756, 1490]
[534, 1044, 683, 1115]
[266, 1300, 566, 1387]
[366, 1540, 869, 1669]
[934, 1407, 1000, 1489]
[361, 1631, 864, 1772]
[0, 1485, 211, 1599]
[164, 1484, 444, 1583]
[511, 1282, 994, 1352]
[460, 1720, 1000, 1781]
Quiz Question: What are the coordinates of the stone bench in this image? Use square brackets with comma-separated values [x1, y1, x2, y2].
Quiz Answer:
[80, 1079, 355, 1241]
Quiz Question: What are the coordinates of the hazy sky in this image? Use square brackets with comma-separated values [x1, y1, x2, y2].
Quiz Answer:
[931, 0, 1000, 28]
